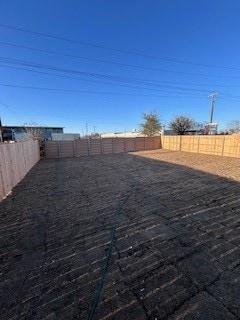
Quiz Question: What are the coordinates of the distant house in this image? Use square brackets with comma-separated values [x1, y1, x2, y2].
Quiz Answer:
[2, 126, 64, 141]
[51, 133, 80, 141]
[101, 131, 146, 138]
[162, 128, 207, 136]
[161, 129, 175, 136]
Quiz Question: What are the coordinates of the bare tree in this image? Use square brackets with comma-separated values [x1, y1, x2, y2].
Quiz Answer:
[227, 120, 240, 134]
[169, 115, 194, 135]
[140, 111, 162, 136]
[23, 122, 44, 140]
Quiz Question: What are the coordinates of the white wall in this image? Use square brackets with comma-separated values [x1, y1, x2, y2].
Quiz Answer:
[51, 133, 80, 141]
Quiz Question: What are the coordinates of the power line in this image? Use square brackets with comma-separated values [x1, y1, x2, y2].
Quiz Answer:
[218, 92, 240, 99]
[2, 83, 237, 105]
[2, 63, 238, 91]
[220, 97, 240, 103]
[2, 60, 240, 96]
[0, 83, 204, 98]
[0, 41, 172, 73]
[0, 56, 240, 79]
[0, 56, 240, 89]
[0, 100, 25, 123]
[0, 101, 145, 125]
[0, 63, 161, 89]
[1, 64, 239, 99]
[1, 41, 240, 76]
[0, 63, 209, 95]
[0, 23, 240, 71]
[0, 56, 222, 91]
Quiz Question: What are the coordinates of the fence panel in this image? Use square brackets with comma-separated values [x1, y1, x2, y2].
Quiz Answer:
[114, 138, 125, 153]
[0, 146, 12, 199]
[154, 137, 161, 149]
[198, 136, 224, 156]
[75, 139, 89, 157]
[223, 135, 240, 157]
[89, 139, 102, 155]
[60, 141, 74, 158]
[169, 136, 181, 150]
[162, 135, 240, 158]
[135, 137, 145, 151]
[43, 137, 162, 158]
[44, 141, 59, 158]
[0, 153, 5, 199]
[0, 141, 40, 201]
[145, 137, 154, 150]
[125, 138, 135, 152]
[102, 138, 114, 154]
[181, 136, 199, 153]
[161, 136, 170, 150]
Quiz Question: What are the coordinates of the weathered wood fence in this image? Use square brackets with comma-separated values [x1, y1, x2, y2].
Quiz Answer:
[162, 135, 240, 158]
[44, 137, 161, 158]
[0, 141, 40, 201]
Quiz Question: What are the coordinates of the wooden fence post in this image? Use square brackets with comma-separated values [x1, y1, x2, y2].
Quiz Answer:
[88, 138, 91, 156]
[73, 140, 76, 157]
[0, 141, 40, 201]
[101, 137, 103, 154]
[221, 136, 226, 156]
[58, 141, 61, 158]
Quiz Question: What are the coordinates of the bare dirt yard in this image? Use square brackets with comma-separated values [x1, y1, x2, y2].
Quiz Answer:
[0, 150, 240, 320]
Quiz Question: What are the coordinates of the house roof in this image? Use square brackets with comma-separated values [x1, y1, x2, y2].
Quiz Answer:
[3, 125, 64, 129]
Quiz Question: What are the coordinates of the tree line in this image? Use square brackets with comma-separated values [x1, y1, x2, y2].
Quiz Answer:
[140, 111, 240, 136]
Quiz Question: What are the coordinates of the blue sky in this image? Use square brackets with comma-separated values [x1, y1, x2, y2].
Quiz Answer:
[0, 0, 239, 134]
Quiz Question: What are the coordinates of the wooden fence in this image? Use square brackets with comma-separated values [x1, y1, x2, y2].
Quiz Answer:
[162, 135, 240, 158]
[44, 137, 161, 158]
[0, 141, 40, 201]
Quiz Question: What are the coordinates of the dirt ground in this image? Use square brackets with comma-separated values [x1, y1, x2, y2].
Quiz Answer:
[0, 150, 240, 320]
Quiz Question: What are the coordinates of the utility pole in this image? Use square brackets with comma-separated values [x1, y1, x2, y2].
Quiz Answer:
[86, 123, 88, 137]
[208, 92, 218, 123]
[93, 126, 96, 135]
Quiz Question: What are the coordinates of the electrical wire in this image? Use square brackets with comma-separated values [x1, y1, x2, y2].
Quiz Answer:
[1, 55, 240, 102]
[1, 55, 240, 80]
[0, 64, 211, 95]
[0, 23, 240, 71]
[0, 101, 25, 123]
[1, 61, 239, 90]
[1, 41, 240, 76]
[1, 62, 239, 98]
[0, 83, 205, 98]
[0, 101, 127, 125]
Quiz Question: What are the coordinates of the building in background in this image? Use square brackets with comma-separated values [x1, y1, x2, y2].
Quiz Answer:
[51, 133, 80, 141]
[204, 123, 218, 135]
[101, 131, 146, 138]
[2, 126, 64, 141]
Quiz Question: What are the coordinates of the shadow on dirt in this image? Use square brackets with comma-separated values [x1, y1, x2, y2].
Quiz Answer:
[0, 152, 239, 319]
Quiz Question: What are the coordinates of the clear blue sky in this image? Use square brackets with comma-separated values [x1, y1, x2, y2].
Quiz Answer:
[0, 0, 239, 134]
